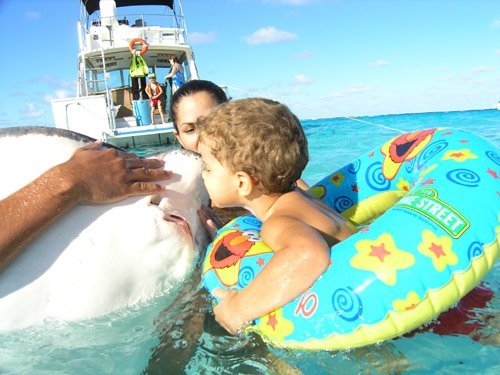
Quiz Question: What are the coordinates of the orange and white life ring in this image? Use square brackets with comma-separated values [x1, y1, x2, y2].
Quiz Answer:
[128, 38, 148, 56]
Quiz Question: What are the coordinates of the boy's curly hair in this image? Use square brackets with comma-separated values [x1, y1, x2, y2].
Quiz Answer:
[198, 98, 308, 194]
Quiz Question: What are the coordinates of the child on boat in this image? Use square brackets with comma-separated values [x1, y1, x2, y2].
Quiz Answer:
[145, 73, 165, 125]
[197, 98, 357, 334]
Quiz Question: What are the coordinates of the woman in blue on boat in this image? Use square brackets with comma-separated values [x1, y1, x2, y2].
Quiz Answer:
[164, 56, 185, 93]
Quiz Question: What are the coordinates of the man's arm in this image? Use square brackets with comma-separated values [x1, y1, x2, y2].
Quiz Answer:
[0, 142, 171, 271]
[212, 217, 331, 334]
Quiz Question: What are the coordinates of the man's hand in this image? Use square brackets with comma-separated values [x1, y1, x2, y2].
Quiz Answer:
[53, 142, 172, 204]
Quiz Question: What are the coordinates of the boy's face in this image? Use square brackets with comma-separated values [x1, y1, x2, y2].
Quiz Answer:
[198, 141, 237, 208]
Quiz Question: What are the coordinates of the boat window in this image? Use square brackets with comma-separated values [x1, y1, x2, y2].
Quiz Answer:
[183, 61, 191, 81]
[86, 69, 127, 93]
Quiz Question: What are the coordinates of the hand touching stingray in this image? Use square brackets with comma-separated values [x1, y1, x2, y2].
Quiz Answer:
[0, 140, 171, 271]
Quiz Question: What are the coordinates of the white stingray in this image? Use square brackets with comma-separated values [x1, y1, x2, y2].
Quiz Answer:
[0, 127, 209, 331]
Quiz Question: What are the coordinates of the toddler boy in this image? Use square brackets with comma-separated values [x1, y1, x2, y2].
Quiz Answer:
[197, 98, 356, 334]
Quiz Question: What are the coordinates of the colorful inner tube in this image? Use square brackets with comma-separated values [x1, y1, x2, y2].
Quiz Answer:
[202, 128, 500, 350]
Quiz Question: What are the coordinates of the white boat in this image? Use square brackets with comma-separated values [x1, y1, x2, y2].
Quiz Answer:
[51, 0, 199, 148]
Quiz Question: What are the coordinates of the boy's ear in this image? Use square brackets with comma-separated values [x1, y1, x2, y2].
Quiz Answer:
[234, 171, 254, 197]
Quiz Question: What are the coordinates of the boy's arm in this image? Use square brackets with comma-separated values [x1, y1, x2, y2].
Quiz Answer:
[212, 216, 330, 334]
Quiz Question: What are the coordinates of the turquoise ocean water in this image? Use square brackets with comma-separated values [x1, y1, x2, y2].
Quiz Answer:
[0, 109, 498, 374]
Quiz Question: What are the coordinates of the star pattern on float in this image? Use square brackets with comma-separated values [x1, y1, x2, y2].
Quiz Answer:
[417, 230, 458, 271]
[441, 148, 478, 162]
[392, 291, 421, 312]
[351, 233, 415, 285]
[255, 307, 294, 341]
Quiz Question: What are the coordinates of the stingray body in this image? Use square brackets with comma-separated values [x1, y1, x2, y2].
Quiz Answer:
[0, 127, 209, 331]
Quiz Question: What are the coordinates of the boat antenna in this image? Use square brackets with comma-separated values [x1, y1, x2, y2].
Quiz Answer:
[176, 0, 189, 43]
[172, 0, 179, 29]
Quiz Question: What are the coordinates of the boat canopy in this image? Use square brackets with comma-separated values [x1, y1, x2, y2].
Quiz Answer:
[82, 0, 174, 15]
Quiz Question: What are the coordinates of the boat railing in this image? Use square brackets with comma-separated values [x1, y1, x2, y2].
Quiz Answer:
[79, 13, 188, 54]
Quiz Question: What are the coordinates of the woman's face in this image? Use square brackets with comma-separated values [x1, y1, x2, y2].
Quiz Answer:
[174, 92, 219, 152]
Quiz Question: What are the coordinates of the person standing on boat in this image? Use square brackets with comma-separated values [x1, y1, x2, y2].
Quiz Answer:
[145, 73, 166, 124]
[164, 56, 185, 94]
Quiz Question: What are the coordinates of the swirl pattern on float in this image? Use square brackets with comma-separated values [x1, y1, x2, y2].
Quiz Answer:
[446, 169, 480, 187]
[242, 216, 262, 227]
[365, 162, 391, 191]
[405, 157, 416, 174]
[331, 287, 363, 322]
[417, 140, 448, 168]
[467, 241, 484, 260]
[333, 196, 354, 213]
[485, 150, 500, 166]
[348, 159, 361, 174]
[238, 266, 255, 289]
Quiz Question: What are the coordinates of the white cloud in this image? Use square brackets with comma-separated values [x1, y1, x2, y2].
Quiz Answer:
[292, 50, 312, 60]
[23, 103, 45, 119]
[346, 84, 372, 94]
[25, 11, 42, 19]
[491, 19, 500, 28]
[43, 90, 70, 103]
[243, 26, 297, 45]
[473, 66, 496, 73]
[439, 74, 471, 82]
[326, 84, 372, 99]
[31, 76, 74, 88]
[262, 0, 317, 4]
[370, 60, 389, 67]
[293, 74, 313, 84]
[189, 31, 217, 45]
[496, 50, 500, 54]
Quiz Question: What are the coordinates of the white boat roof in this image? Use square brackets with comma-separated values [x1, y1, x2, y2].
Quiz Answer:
[82, 0, 174, 15]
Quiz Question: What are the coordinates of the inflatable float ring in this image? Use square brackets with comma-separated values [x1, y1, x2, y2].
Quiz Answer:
[202, 127, 499, 350]
[128, 38, 148, 55]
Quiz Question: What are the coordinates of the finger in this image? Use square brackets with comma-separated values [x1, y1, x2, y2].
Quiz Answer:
[199, 205, 223, 228]
[197, 209, 218, 238]
[80, 141, 103, 151]
[127, 181, 165, 196]
[144, 158, 166, 169]
[125, 157, 148, 169]
[126, 157, 166, 170]
[123, 151, 139, 159]
[212, 288, 229, 300]
[127, 167, 171, 182]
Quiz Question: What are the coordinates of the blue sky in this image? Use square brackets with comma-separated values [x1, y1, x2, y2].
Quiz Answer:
[0, 0, 498, 126]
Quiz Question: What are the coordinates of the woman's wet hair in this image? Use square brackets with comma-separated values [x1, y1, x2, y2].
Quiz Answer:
[170, 80, 228, 131]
